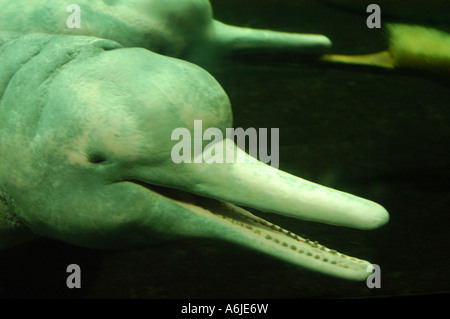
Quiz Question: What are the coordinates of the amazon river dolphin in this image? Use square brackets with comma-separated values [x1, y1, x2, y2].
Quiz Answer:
[0, 32, 388, 281]
[0, 0, 332, 66]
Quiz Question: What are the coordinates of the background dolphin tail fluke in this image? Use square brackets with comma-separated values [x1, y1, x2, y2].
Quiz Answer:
[211, 20, 332, 55]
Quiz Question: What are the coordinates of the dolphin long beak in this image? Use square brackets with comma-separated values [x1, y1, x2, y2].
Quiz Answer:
[212, 21, 332, 55]
[125, 138, 388, 280]
[139, 138, 389, 230]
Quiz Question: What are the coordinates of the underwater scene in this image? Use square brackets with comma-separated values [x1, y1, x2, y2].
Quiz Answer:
[0, 0, 449, 299]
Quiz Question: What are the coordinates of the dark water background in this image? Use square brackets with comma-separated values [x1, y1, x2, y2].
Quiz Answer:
[0, 0, 449, 298]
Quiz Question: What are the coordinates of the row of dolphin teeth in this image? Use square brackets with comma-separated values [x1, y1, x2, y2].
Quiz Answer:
[215, 212, 366, 266]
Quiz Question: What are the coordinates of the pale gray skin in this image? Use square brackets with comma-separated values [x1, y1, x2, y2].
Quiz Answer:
[0, 33, 388, 280]
[0, 0, 332, 66]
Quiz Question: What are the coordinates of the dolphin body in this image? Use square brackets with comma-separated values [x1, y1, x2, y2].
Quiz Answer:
[0, 0, 332, 67]
[0, 32, 388, 281]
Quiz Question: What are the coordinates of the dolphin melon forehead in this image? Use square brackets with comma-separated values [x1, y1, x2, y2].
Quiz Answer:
[93, 47, 232, 127]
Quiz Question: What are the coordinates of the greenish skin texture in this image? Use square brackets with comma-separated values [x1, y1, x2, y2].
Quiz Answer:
[0, 0, 332, 66]
[0, 32, 389, 280]
[0, 32, 232, 248]
[0, 0, 387, 283]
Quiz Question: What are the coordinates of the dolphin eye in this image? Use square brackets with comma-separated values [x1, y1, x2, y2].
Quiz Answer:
[88, 153, 107, 164]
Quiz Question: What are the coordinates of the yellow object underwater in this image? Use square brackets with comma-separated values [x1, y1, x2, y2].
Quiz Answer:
[322, 24, 450, 73]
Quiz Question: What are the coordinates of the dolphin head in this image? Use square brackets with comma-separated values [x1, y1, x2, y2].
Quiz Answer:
[0, 0, 332, 67]
[1, 34, 388, 281]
